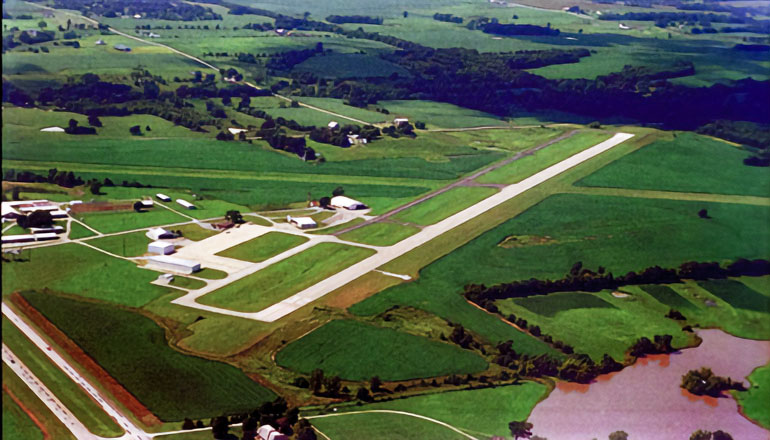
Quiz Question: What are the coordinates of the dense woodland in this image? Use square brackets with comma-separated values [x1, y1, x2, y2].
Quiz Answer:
[28, 0, 222, 20]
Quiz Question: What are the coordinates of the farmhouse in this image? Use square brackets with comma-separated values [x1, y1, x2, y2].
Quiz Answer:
[257, 425, 288, 440]
[145, 255, 201, 274]
[147, 227, 175, 241]
[287, 215, 317, 229]
[331, 196, 367, 210]
[156, 193, 172, 202]
[176, 199, 196, 209]
[148, 241, 175, 255]
[114, 44, 132, 52]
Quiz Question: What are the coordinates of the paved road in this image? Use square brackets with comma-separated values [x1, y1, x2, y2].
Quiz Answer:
[2, 303, 151, 440]
[306, 409, 480, 440]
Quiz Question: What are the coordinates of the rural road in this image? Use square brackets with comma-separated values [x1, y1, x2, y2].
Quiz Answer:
[306, 409, 480, 440]
[172, 132, 633, 322]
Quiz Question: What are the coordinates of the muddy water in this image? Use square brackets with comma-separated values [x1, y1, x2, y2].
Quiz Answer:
[527, 330, 770, 440]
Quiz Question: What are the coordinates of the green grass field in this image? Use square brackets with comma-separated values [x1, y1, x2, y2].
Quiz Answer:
[735, 363, 770, 429]
[21, 291, 276, 421]
[200, 243, 375, 312]
[378, 100, 507, 128]
[76, 209, 188, 234]
[477, 130, 613, 185]
[2, 319, 124, 438]
[512, 292, 617, 317]
[195, 268, 228, 280]
[310, 412, 468, 440]
[292, 53, 410, 79]
[87, 231, 151, 257]
[338, 222, 420, 246]
[291, 97, 387, 124]
[640, 284, 698, 312]
[393, 186, 497, 226]
[2, 244, 168, 307]
[216, 232, 308, 262]
[2, 390, 45, 440]
[169, 276, 207, 290]
[68, 221, 97, 239]
[577, 132, 770, 197]
[275, 320, 488, 381]
[173, 223, 220, 241]
[327, 382, 548, 437]
[697, 279, 770, 313]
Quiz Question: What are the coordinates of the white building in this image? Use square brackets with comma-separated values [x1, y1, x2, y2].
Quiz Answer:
[327, 121, 339, 129]
[40, 126, 66, 132]
[330, 195, 367, 210]
[148, 241, 175, 255]
[2, 235, 36, 244]
[29, 226, 65, 234]
[145, 255, 200, 274]
[257, 425, 288, 440]
[176, 199, 196, 210]
[147, 227, 175, 241]
[18, 204, 58, 213]
[50, 210, 68, 218]
[34, 232, 60, 242]
[393, 117, 409, 126]
[228, 127, 247, 135]
[1, 204, 21, 221]
[95, 39, 106, 45]
[287, 215, 317, 229]
[156, 193, 172, 202]
[140, 200, 154, 208]
[347, 134, 367, 145]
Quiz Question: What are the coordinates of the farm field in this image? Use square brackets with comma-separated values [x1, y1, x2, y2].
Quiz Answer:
[326, 382, 548, 438]
[697, 278, 770, 313]
[2, 388, 45, 440]
[2, 244, 168, 307]
[577, 132, 770, 197]
[20, 291, 277, 421]
[199, 243, 375, 312]
[378, 100, 507, 128]
[275, 320, 488, 381]
[735, 363, 770, 429]
[2, 318, 125, 438]
[86, 231, 151, 257]
[393, 186, 498, 226]
[292, 53, 411, 79]
[477, 130, 613, 185]
[216, 231, 308, 262]
[76, 209, 188, 235]
[309, 412, 468, 440]
[338, 222, 420, 247]
[290, 97, 388, 124]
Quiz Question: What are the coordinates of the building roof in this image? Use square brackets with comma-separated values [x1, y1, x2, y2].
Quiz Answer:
[40, 126, 66, 132]
[176, 199, 195, 209]
[156, 193, 171, 201]
[287, 216, 317, 227]
[146, 255, 199, 269]
[140, 200, 154, 206]
[1, 204, 20, 217]
[147, 227, 172, 240]
[34, 232, 60, 240]
[257, 425, 277, 439]
[228, 127, 247, 135]
[328, 121, 339, 128]
[29, 226, 64, 234]
[2, 234, 36, 243]
[149, 240, 174, 248]
[50, 210, 68, 217]
[331, 195, 366, 209]
[114, 44, 131, 51]
[95, 39, 106, 45]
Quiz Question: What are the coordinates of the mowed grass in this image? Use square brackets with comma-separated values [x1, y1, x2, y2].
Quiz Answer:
[291, 97, 387, 124]
[86, 231, 151, 257]
[21, 291, 276, 421]
[513, 292, 617, 317]
[2, 390, 45, 440]
[698, 279, 770, 313]
[173, 223, 220, 241]
[169, 276, 207, 290]
[477, 130, 613, 184]
[735, 363, 770, 429]
[76, 209, 188, 234]
[379, 100, 507, 128]
[393, 186, 497, 226]
[641, 284, 698, 311]
[2, 244, 168, 307]
[68, 221, 97, 239]
[577, 132, 770, 197]
[2, 319, 125, 438]
[275, 320, 487, 381]
[309, 412, 468, 440]
[216, 232, 308, 262]
[338, 222, 420, 246]
[195, 268, 228, 280]
[329, 382, 548, 438]
[199, 243, 375, 312]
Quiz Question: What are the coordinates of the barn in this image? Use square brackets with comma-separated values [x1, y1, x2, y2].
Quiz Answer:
[145, 255, 200, 274]
[148, 241, 175, 255]
[330, 196, 367, 210]
[257, 425, 288, 440]
[176, 199, 196, 210]
[287, 215, 317, 229]
[156, 193, 172, 202]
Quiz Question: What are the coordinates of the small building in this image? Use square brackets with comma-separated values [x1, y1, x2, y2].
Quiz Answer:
[156, 193, 172, 202]
[140, 200, 154, 208]
[330, 195, 367, 210]
[40, 126, 66, 132]
[18, 204, 58, 213]
[275, 28, 287, 36]
[147, 227, 175, 241]
[148, 32, 160, 38]
[347, 134, 367, 145]
[25, 29, 38, 37]
[1, 235, 36, 244]
[257, 425, 288, 440]
[114, 44, 132, 52]
[148, 241, 175, 255]
[34, 232, 60, 242]
[133, 13, 142, 19]
[159, 273, 174, 282]
[228, 127, 247, 135]
[29, 226, 65, 234]
[49, 210, 68, 218]
[95, 39, 106, 45]
[69, 200, 83, 205]
[176, 199, 196, 210]
[619, 23, 631, 30]
[1, 204, 21, 221]
[145, 255, 200, 274]
[327, 121, 339, 129]
[393, 117, 409, 126]
[287, 215, 317, 229]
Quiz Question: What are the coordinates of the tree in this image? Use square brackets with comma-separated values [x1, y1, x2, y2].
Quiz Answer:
[690, 430, 712, 440]
[27, 210, 53, 228]
[609, 431, 629, 440]
[211, 416, 229, 439]
[182, 418, 195, 430]
[88, 114, 102, 127]
[324, 375, 341, 397]
[69, 119, 79, 131]
[712, 431, 733, 440]
[355, 387, 372, 402]
[698, 209, 709, 219]
[370, 376, 382, 392]
[225, 210, 243, 223]
[509, 421, 533, 439]
[309, 369, 324, 395]
[38, 20, 47, 29]
[332, 186, 344, 197]
[291, 100, 300, 108]
[134, 201, 145, 212]
[146, 125, 151, 132]
[90, 181, 102, 195]
[130, 125, 142, 135]
[319, 196, 331, 208]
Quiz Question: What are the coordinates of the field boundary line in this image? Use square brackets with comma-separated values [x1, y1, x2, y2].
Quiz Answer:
[566, 186, 770, 206]
[305, 409, 480, 440]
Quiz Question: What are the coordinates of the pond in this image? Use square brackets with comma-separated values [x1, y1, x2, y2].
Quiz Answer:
[528, 329, 770, 440]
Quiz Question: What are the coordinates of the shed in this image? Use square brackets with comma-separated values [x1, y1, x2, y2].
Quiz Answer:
[330, 196, 367, 210]
[145, 255, 200, 274]
[40, 126, 66, 132]
[176, 199, 196, 210]
[147, 227, 175, 241]
[29, 226, 65, 234]
[95, 39, 106, 45]
[327, 121, 339, 129]
[393, 117, 409, 126]
[148, 241, 175, 255]
[257, 425, 287, 440]
[1, 235, 36, 244]
[114, 44, 132, 52]
[287, 215, 316, 229]
[156, 193, 172, 202]
[140, 200, 154, 208]
[34, 232, 60, 241]
[50, 210, 68, 218]
[228, 127, 247, 135]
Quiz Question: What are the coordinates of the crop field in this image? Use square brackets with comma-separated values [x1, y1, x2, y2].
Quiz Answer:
[378, 100, 507, 128]
[199, 243, 375, 312]
[87, 231, 151, 257]
[76, 208, 188, 234]
[2, 388, 44, 440]
[310, 412, 468, 440]
[736, 363, 770, 429]
[328, 382, 548, 437]
[338, 222, 420, 246]
[290, 97, 388, 124]
[640, 284, 698, 312]
[351, 193, 769, 351]
[393, 186, 497, 226]
[477, 130, 613, 185]
[577, 132, 770, 197]
[496, 290, 693, 360]
[292, 53, 411, 79]
[68, 222, 97, 239]
[275, 320, 488, 381]
[697, 279, 770, 313]
[2, 244, 168, 307]
[21, 291, 277, 421]
[2, 319, 125, 437]
[216, 231, 308, 262]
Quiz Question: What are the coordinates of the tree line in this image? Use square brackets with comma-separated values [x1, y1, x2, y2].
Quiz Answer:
[29, 0, 222, 21]
[326, 15, 383, 25]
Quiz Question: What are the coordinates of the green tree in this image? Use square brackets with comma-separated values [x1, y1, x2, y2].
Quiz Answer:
[38, 20, 47, 29]
[712, 431, 733, 440]
[225, 210, 243, 223]
[355, 387, 372, 402]
[309, 369, 324, 395]
[609, 431, 629, 440]
[690, 430, 712, 440]
[332, 186, 344, 197]
[509, 421, 533, 439]
[133, 201, 144, 212]
[324, 375, 341, 397]
[211, 415, 229, 439]
[89, 181, 102, 195]
[129, 125, 142, 135]
[27, 210, 53, 228]
[370, 376, 382, 392]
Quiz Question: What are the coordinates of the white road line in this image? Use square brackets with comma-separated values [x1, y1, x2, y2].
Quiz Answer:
[306, 410, 479, 440]
[374, 270, 412, 281]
